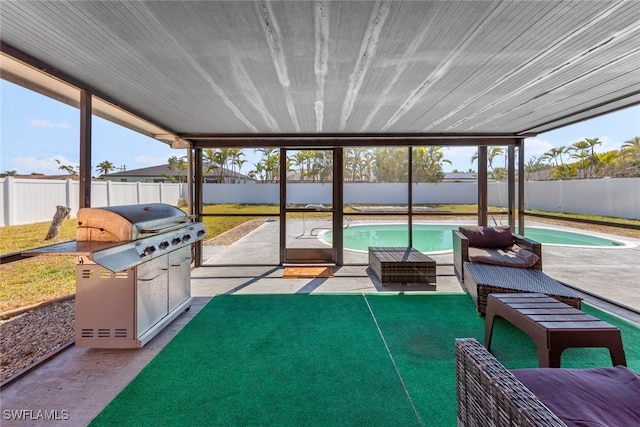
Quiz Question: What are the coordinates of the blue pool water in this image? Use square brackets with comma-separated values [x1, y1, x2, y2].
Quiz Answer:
[320, 224, 626, 253]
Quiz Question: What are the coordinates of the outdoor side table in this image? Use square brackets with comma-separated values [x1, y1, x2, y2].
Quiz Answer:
[368, 247, 436, 287]
[485, 293, 627, 368]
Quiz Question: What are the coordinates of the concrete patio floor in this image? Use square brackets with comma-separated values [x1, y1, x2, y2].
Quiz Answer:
[2, 220, 639, 426]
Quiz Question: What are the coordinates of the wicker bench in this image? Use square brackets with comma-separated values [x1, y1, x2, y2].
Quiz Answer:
[463, 262, 581, 315]
[456, 338, 639, 427]
[456, 338, 568, 426]
[368, 247, 436, 286]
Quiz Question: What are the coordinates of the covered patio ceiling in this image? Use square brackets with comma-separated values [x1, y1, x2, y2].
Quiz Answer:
[1, 0, 640, 148]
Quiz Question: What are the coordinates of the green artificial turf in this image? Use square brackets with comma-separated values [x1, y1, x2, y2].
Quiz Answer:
[91, 294, 640, 427]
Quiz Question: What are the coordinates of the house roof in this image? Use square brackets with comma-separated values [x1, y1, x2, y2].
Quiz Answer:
[104, 164, 184, 178]
[1, 1, 639, 147]
[104, 164, 249, 179]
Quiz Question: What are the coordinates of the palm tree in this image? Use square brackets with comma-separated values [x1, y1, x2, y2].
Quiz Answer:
[203, 148, 233, 182]
[96, 160, 115, 177]
[579, 137, 602, 178]
[362, 150, 375, 182]
[344, 147, 374, 182]
[617, 136, 640, 177]
[471, 147, 504, 173]
[621, 136, 640, 162]
[55, 159, 78, 176]
[542, 146, 567, 168]
[290, 151, 308, 181]
[569, 141, 590, 179]
[374, 147, 407, 182]
[593, 151, 619, 178]
[412, 146, 451, 182]
[167, 155, 187, 183]
[229, 148, 246, 180]
[622, 136, 640, 152]
[251, 148, 280, 182]
[551, 163, 576, 180]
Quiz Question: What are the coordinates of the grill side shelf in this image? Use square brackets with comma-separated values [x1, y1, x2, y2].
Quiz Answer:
[22, 222, 206, 273]
[22, 241, 123, 257]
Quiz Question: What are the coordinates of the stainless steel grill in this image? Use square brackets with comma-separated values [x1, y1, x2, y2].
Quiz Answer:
[25, 203, 206, 348]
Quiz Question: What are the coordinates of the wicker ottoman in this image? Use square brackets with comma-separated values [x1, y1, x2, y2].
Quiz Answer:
[368, 247, 436, 287]
[463, 262, 581, 315]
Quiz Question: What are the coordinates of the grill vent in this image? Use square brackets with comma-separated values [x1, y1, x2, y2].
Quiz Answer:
[80, 328, 129, 338]
[81, 269, 130, 279]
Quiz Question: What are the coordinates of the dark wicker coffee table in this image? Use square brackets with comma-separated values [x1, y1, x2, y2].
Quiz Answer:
[485, 293, 627, 368]
[368, 247, 436, 286]
[463, 262, 581, 315]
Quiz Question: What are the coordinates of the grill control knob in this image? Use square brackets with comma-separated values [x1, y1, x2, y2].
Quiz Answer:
[172, 237, 182, 245]
[182, 234, 191, 241]
[159, 241, 170, 249]
[144, 246, 156, 255]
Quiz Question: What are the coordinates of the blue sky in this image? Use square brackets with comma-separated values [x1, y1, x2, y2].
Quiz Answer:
[1, 79, 639, 176]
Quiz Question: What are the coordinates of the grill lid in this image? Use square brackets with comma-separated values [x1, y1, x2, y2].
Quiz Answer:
[77, 203, 188, 242]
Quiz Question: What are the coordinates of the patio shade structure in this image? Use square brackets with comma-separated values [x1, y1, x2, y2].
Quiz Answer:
[1, 1, 639, 264]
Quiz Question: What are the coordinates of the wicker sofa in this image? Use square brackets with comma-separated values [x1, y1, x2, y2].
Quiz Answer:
[452, 225, 542, 285]
[455, 338, 640, 426]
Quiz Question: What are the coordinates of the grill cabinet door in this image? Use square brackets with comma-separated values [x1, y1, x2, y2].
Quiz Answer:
[168, 246, 192, 312]
[136, 255, 169, 337]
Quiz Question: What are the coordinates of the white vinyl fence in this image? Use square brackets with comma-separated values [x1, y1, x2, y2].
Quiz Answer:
[202, 179, 639, 219]
[3, 177, 638, 226]
[1, 177, 182, 226]
[520, 178, 640, 220]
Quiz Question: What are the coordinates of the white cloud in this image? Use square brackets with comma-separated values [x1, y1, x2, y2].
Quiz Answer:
[592, 136, 621, 153]
[29, 119, 73, 130]
[443, 146, 478, 171]
[522, 138, 554, 160]
[10, 155, 78, 175]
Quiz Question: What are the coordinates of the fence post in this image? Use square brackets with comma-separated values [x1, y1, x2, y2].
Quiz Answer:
[136, 182, 141, 204]
[159, 182, 164, 203]
[106, 180, 112, 206]
[4, 177, 16, 226]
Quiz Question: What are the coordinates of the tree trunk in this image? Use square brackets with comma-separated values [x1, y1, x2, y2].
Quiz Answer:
[45, 206, 71, 240]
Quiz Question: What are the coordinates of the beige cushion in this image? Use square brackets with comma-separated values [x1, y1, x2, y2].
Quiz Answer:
[468, 245, 540, 268]
[459, 225, 513, 248]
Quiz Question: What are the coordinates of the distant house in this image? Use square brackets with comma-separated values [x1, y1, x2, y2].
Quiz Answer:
[15, 174, 79, 180]
[103, 164, 254, 184]
[442, 172, 478, 182]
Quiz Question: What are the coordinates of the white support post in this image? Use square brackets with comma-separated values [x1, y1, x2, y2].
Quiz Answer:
[106, 180, 113, 206]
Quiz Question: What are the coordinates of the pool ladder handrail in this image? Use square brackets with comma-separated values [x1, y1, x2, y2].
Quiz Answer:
[297, 204, 350, 237]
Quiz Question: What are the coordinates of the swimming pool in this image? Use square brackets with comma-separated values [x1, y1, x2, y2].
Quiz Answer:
[319, 224, 628, 254]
